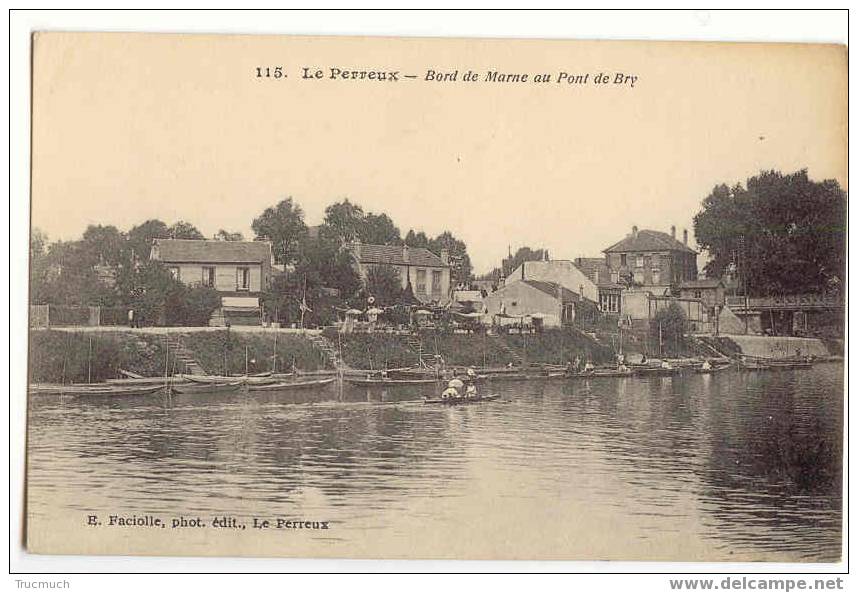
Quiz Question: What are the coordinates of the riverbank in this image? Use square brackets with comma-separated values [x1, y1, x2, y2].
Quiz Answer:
[28, 328, 330, 383]
[28, 326, 615, 383]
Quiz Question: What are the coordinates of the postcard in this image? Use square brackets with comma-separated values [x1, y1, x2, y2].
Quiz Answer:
[26, 31, 846, 560]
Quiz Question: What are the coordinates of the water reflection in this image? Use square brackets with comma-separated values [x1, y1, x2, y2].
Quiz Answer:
[27, 364, 842, 561]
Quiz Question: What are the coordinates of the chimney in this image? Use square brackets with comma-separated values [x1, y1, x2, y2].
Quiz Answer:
[632, 225, 639, 237]
[671, 225, 676, 239]
[440, 248, 449, 265]
[683, 229, 688, 245]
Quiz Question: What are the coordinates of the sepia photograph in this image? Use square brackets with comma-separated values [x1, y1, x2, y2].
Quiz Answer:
[20, 21, 846, 566]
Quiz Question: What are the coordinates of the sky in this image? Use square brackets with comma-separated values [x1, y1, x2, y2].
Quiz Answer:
[31, 33, 847, 275]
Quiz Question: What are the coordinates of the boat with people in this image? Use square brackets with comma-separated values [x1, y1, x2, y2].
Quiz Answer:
[424, 394, 501, 405]
[182, 374, 278, 386]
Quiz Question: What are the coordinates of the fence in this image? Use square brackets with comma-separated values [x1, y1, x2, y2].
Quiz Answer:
[29, 304, 131, 328]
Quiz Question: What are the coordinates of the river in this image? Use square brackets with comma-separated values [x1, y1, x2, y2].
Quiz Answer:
[26, 364, 843, 561]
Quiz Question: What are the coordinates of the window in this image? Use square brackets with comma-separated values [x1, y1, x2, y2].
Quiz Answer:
[236, 267, 250, 291]
[431, 270, 442, 295]
[694, 290, 702, 299]
[652, 270, 660, 285]
[416, 269, 427, 294]
[636, 255, 645, 268]
[202, 266, 216, 288]
[633, 270, 645, 284]
[599, 293, 620, 313]
[620, 254, 627, 267]
[168, 267, 180, 281]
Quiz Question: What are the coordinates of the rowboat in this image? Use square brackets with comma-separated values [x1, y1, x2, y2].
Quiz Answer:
[767, 361, 813, 370]
[574, 368, 634, 378]
[634, 366, 680, 377]
[424, 394, 501, 405]
[170, 381, 244, 394]
[247, 377, 335, 391]
[30, 383, 166, 397]
[345, 377, 441, 387]
[693, 364, 733, 374]
[182, 374, 277, 386]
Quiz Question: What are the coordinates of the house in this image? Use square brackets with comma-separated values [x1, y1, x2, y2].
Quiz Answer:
[679, 277, 726, 311]
[506, 259, 599, 303]
[481, 279, 581, 329]
[603, 225, 698, 294]
[150, 238, 274, 325]
[574, 256, 625, 316]
[349, 240, 452, 304]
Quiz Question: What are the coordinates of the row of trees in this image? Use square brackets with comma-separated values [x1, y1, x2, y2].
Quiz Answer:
[254, 198, 474, 326]
[30, 196, 475, 328]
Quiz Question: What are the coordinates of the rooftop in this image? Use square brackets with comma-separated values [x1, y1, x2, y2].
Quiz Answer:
[151, 239, 272, 264]
[354, 243, 448, 268]
[604, 229, 697, 254]
[522, 280, 581, 302]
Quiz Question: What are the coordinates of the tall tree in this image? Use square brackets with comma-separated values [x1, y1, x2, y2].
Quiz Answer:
[168, 220, 205, 240]
[362, 212, 400, 245]
[80, 224, 128, 267]
[128, 219, 170, 261]
[693, 169, 846, 296]
[404, 229, 431, 249]
[321, 199, 365, 243]
[251, 197, 308, 265]
[430, 231, 472, 284]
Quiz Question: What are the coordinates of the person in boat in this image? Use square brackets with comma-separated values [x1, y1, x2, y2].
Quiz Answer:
[660, 360, 673, 370]
[582, 360, 595, 374]
[441, 386, 459, 400]
[447, 378, 465, 399]
[640, 353, 648, 364]
[465, 383, 478, 399]
[701, 360, 712, 371]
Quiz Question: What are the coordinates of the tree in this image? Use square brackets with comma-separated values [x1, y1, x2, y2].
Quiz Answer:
[128, 219, 170, 261]
[168, 220, 205, 240]
[404, 229, 431, 249]
[321, 199, 365, 243]
[694, 169, 846, 296]
[80, 224, 128, 267]
[650, 302, 687, 357]
[251, 197, 308, 265]
[364, 264, 402, 305]
[214, 229, 245, 241]
[362, 212, 400, 245]
[429, 231, 472, 285]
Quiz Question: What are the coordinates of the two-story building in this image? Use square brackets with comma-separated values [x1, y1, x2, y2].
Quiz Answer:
[603, 225, 698, 294]
[150, 238, 274, 325]
[349, 240, 452, 304]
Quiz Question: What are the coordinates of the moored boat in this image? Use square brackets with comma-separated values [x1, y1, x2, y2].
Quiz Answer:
[424, 394, 501, 405]
[30, 383, 166, 397]
[247, 377, 335, 391]
[170, 381, 244, 394]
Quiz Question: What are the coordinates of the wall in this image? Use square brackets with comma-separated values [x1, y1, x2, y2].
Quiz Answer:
[171, 263, 263, 293]
[481, 281, 562, 327]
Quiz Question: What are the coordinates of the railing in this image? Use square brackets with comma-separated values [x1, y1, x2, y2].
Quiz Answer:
[726, 293, 843, 310]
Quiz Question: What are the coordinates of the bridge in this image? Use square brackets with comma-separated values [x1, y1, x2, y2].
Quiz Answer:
[725, 293, 844, 313]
